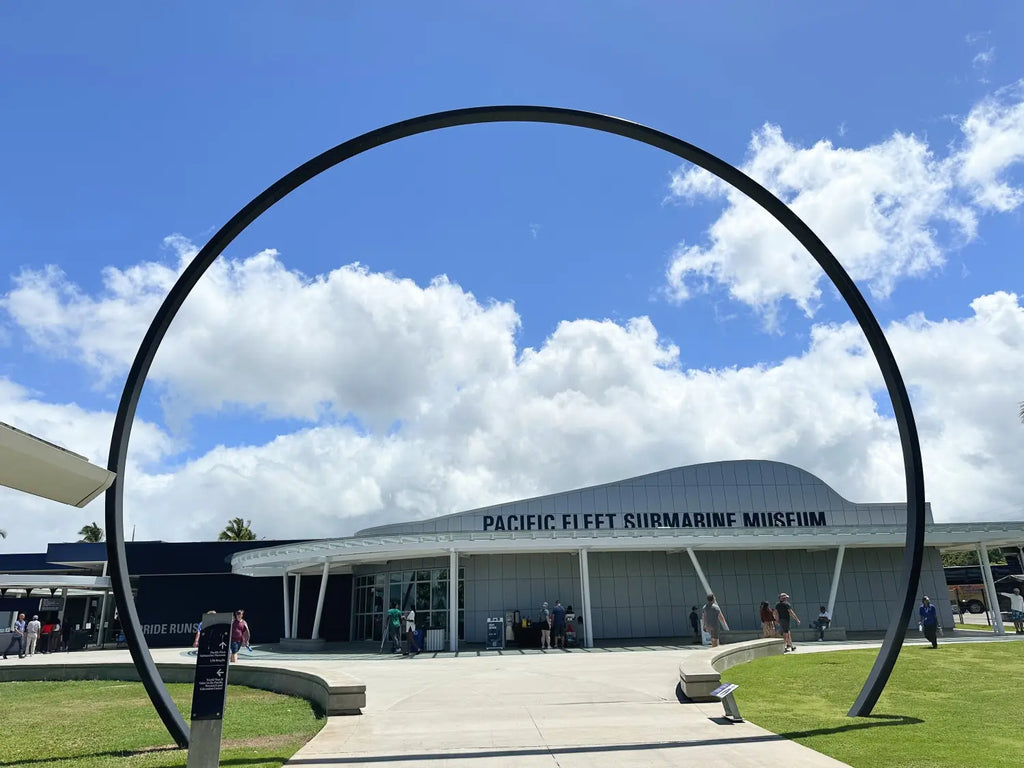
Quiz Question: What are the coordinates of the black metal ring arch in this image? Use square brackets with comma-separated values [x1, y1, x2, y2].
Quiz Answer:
[105, 106, 926, 747]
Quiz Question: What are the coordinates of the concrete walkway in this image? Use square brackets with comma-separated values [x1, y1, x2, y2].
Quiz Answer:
[9, 634, 1022, 767]
[278, 647, 851, 768]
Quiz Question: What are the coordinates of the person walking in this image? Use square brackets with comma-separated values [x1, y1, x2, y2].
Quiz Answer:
[551, 600, 567, 649]
[229, 609, 250, 663]
[3, 613, 27, 659]
[539, 602, 551, 649]
[701, 594, 727, 647]
[774, 593, 800, 652]
[193, 610, 216, 648]
[919, 596, 939, 648]
[386, 601, 403, 653]
[998, 587, 1024, 634]
[25, 615, 41, 656]
[402, 604, 420, 655]
[759, 601, 776, 638]
[689, 606, 701, 643]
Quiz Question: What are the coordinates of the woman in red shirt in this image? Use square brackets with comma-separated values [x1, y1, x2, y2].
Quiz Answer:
[759, 601, 776, 638]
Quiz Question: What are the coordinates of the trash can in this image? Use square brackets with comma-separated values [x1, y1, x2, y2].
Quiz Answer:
[425, 628, 445, 652]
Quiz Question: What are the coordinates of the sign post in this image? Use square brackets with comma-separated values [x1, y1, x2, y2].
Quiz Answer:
[187, 612, 232, 768]
[485, 616, 505, 650]
[710, 682, 743, 722]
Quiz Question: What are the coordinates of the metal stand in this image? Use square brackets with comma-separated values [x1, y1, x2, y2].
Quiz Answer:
[186, 719, 224, 768]
[711, 683, 743, 722]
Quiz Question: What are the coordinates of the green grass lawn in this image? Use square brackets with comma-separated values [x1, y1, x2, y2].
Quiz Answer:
[0, 680, 325, 767]
[954, 623, 994, 631]
[724, 642, 1021, 768]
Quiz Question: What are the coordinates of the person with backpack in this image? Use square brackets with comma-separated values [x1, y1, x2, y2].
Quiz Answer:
[229, 609, 250, 662]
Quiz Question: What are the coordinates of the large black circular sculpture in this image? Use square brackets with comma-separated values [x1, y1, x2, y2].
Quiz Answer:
[106, 106, 926, 746]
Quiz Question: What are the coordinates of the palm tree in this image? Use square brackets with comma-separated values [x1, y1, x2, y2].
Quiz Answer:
[0, 528, 6, 539]
[218, 518, 256, 541]
[78, 522, 104, 542]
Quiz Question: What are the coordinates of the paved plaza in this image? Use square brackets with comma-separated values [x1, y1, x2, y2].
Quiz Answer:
[7, 634, 1024, 766]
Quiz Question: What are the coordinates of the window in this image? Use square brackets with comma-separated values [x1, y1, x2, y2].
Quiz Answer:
[352, 566, 465, 641]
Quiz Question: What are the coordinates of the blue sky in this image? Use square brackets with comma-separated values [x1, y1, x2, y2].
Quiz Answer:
[2, 3, 1023, 549]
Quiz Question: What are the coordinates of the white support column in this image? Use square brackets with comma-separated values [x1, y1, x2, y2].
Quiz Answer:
[311, 561, 331, 640]
[579, 548, 594, 648]
[291, 574, 302, 639]
[686, 547, 713, 597]
[58, 587, 68, 625]
[826, 545, 846, 619]
[282, 573, 292, 640]
[978, 543, 1005, 635]
[449, 549, 459, 652]
[97, 560, 110, 644]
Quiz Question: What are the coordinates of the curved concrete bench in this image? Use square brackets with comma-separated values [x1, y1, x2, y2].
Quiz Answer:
[720, 627, 847, 643]
[0, 660, 365, 716]
[678, 638, 784, 701]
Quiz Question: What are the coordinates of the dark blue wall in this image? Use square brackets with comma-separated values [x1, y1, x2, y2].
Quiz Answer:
[134, 572, 352, 647]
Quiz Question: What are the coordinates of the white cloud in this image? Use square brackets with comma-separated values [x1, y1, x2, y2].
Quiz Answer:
[957, 80, 1024, 212]
[4, 254, 1024, 552]
[667, 125, 974, 322]
[2, 239, 520, 430]
[972, 48, 995, 69]
[666, 82, 1024, 322]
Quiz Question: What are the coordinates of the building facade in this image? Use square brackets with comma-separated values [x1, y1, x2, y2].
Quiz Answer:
[231, 460, 1024, 646]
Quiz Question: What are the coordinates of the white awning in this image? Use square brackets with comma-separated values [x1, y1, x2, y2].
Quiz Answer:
[0, 574, 112, 590]
[229, 522, 1024, 576]
[0, 421, 116, 507]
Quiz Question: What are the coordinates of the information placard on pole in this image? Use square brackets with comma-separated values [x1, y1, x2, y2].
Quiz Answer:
[187, 612, 232, 768]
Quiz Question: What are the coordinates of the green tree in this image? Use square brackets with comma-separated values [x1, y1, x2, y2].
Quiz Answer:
[941, 549, 1006, 567]
[218, 517, 256, 541]
[78, 522, 104, 543]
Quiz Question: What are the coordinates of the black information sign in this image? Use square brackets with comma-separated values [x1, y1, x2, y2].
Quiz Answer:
[485, 617, 505, 650]
[190, 612, 232, 721]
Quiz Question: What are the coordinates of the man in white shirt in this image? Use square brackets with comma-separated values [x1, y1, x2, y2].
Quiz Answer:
[999, 587, 1024, 634]
[25, 615, 42, 656]
[402, 606, 420, 655]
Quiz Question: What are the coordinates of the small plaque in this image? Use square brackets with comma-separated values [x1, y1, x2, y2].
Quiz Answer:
[710, 682, 738, 699]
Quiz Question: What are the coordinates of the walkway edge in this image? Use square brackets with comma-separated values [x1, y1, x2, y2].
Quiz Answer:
[678, 638, 785, 700]
[0, 659, 366, 716]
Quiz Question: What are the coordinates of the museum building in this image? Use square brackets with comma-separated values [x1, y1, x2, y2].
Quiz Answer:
[4, 459, 1023, 650]
[229, 459, 1024, 649]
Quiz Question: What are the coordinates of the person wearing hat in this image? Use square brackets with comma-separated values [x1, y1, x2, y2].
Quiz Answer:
[774, 593, 801, 652]
[539, 602, 552, 649]
[25, 614, 42, 656]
